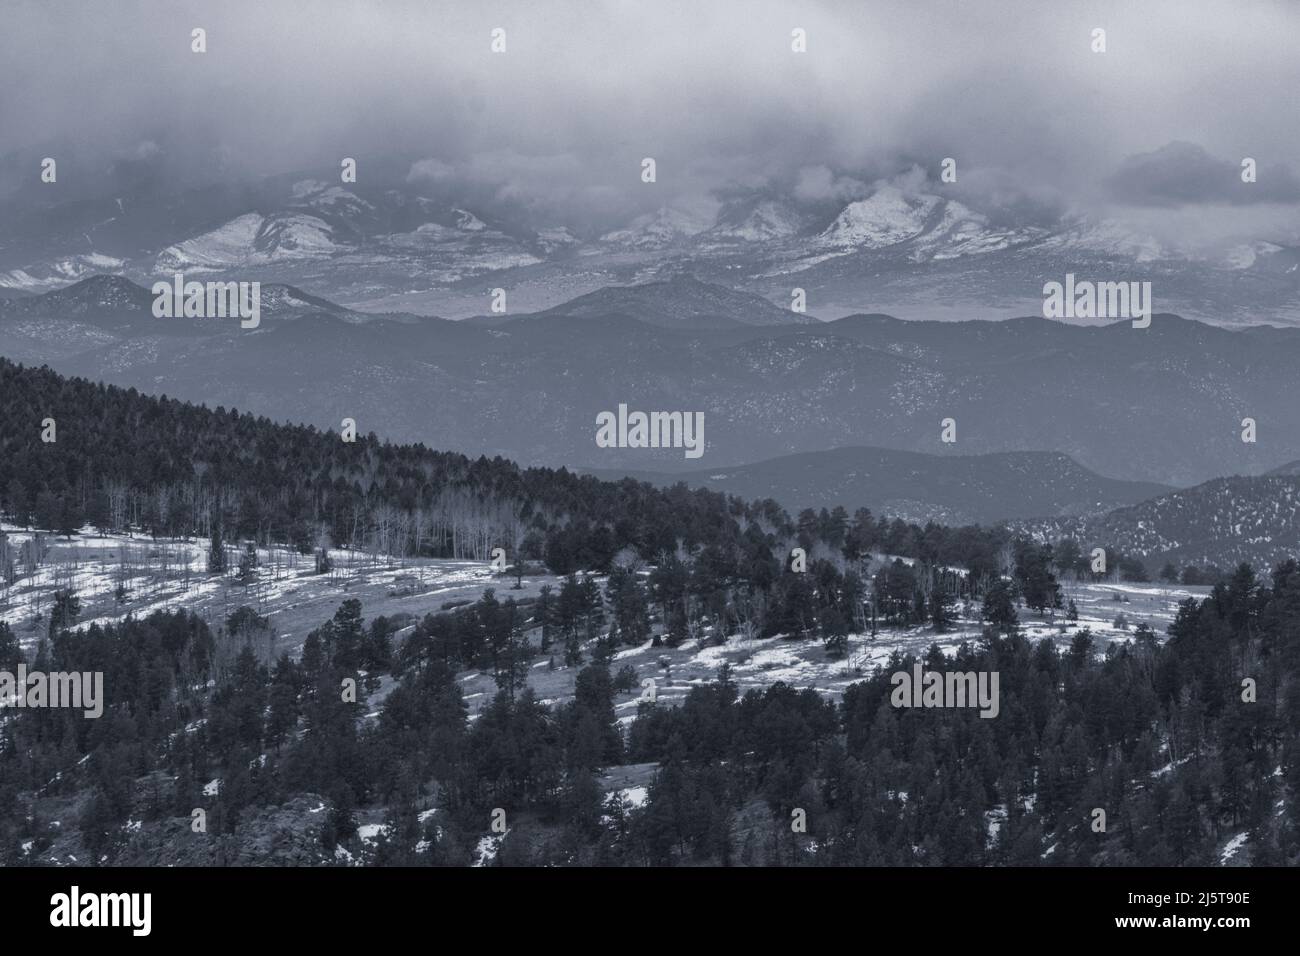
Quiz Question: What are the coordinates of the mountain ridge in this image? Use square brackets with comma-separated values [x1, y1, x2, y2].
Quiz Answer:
[4, 275, 1299, 487]
[1020, 474, 1300, 568]
[583, 446, 1174, 526]
[3, 171, 1297, 326]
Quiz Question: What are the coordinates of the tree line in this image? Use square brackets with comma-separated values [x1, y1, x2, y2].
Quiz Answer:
[2, 557, 1295, 865]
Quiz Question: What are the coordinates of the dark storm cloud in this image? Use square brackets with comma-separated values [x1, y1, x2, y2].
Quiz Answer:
[0, 0, 1297, 237]
[1107, 142, 1300, 207]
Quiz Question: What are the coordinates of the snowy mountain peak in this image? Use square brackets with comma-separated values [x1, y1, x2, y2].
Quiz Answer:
[154, 211, 342, 274]
[600, 205, 717, 248]
[818, 186, 942, 249]
[0, 253, 128, 292]
[453, 208, 488, 232]
[708, 199, 804, 242]
[534, 226, 579, 253]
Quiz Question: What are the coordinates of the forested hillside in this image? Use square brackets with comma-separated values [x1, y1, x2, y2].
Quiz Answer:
[1, 359, 1296, 867]
[1, 356, 1021, 588]
[1024, 476, 1300, 570]
[2, 562, 1296, 866]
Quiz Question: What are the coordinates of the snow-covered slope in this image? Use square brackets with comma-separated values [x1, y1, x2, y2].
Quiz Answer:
[599, 205, 716, 248]
[817, 186, 942, 249]
[1021, 475, 1300, 567]
[154, 211, 342, 272]
[2, 168, 1296, 324]
[706, 199, 806, 243]
[0, 254, 128, 292]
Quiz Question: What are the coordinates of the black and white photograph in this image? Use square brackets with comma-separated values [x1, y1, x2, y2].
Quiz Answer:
[0, 0, 1294, 934]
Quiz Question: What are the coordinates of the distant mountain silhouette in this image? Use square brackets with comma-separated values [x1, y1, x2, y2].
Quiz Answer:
[584, 446, 1172, 525]
[3, 276, 1297, 486]
[532, 275, 814, 329]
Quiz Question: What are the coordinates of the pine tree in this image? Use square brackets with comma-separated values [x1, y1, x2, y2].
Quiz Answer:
[0, 620, 22, 669]
[929, 588, 954, 633]
[331, 598, 365, 670]
[236, 542, 258, 585]
[982, 580, 1018, 633]
[494, 598, 530, 699]
[606, 565, 650, 646]
[49, 589, 80, 638]
[536, 585, 553, 652]
[208, 521, 226, 574]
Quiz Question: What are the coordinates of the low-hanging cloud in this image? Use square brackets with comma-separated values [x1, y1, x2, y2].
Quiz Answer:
[793, 166, 870, 203]
[1108, 142, 1300, 207]
[0, 0, 1296, 241]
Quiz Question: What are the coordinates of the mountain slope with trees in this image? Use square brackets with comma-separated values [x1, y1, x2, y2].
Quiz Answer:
[4, 277, 1300, 483]
[0, 360, 1296, 867]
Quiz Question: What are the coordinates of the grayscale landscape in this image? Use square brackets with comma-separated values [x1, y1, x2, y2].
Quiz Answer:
[0, 0, 1296, 876]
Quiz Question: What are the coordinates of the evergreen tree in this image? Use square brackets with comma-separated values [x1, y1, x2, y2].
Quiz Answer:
[48, 589, 80, 638]
[208, 520, 226, 574]
[0, 620, 22, 669]
[236, 542, 258, 585]
[930, 588, 955, 632]
[536, 584, 554, 652]
[982, 580, 1018, 633]
[606, 565, 651, 647]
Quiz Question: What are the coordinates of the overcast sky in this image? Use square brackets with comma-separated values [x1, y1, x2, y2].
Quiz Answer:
[2, 0, 1297, 243]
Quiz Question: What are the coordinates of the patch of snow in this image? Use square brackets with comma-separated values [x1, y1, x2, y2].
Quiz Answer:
[1220, 832, 1248, 864]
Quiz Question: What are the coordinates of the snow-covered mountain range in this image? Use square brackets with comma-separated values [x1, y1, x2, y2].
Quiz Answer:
[2, 174, 1296, 325]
